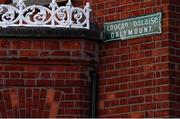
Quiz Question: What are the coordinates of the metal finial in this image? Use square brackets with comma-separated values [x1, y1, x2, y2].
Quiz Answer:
[17, 0, 25, 8]
[86, 2, 90, 7]
[52, 0, 56, 3]
[66, 0, 72, 6]
[18, 0, 23, 3]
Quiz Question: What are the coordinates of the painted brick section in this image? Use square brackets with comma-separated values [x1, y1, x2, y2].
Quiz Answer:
[96, 0, 172, 118]
[0, 38, 99, 118]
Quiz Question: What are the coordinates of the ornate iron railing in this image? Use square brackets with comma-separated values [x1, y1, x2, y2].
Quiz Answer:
[0, 0, 91, 29]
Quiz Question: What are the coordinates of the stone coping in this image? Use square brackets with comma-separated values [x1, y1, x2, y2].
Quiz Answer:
[0, 27, 103, 41]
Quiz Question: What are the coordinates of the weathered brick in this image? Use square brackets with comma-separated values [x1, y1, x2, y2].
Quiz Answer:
[11, 40, 32, 49]
[128, 97, 144, 104]
[22, 73, 39, 79]
[20, 50, 38, 57]
[154, 94, 169, 101]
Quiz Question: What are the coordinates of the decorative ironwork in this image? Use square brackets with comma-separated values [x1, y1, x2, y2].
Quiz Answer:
[0, 0, 91, 29]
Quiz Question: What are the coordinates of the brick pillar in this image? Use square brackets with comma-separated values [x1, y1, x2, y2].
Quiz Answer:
[93, 0, 176, 118]
[0, 28, 101, 118]
[169, 0, 180, 117]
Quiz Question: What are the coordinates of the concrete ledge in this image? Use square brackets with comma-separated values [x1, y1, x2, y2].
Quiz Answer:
[0, 27, 103, 41]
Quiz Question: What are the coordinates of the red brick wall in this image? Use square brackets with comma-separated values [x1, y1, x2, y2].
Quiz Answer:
[95, 0, 172, 118]
[169, 0, 180, 117]
[0, 39, 99, 118]
[0, 0, 10, 3]
[0, 0, 180, 118]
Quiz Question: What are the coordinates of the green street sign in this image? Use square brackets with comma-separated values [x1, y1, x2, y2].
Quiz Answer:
[104, 12, 162, 42]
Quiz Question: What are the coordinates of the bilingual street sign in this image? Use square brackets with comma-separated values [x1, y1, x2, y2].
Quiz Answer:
[104, 12, 162, 42]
